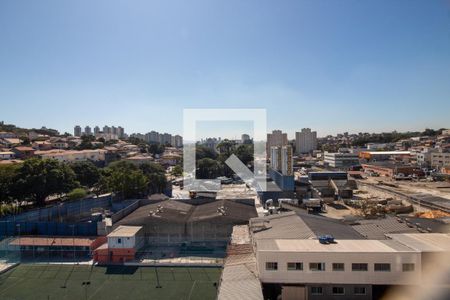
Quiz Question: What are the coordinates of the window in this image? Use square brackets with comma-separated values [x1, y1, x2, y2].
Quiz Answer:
[354, 287, 366, 295]
[374, 263, 391, 272]
[352, 263, 368, 271]
[265, 262, 278, 271]
[287, 262, 303, 270]
[332, 263, 345, 271]
[332, 287, 345, 295]
[402, 263, 415, 272]
[117, 238, 122, 244]
[309, 262, 325, 271]
[311, 286, 323, 295]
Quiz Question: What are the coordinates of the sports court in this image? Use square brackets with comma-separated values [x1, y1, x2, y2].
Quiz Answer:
[0, 264, 221, 300]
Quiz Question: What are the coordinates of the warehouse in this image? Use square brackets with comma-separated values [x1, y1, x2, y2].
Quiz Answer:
[115, 199, 257, 246]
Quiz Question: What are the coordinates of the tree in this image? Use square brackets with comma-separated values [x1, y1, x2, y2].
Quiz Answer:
[197, 158, 222, 179]
[195, 145, 217, 160]
[104, 161, 149, 199]
[140, 162, 167, 194]
[67, 188, 87, 200]
[0, 164, 20, 203]
[69, 161, 100, 188]
[14, 158, 78, 206]
[171, 165, 183, 177]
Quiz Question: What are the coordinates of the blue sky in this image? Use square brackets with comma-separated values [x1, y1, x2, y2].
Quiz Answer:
[0, 0, 449, 138]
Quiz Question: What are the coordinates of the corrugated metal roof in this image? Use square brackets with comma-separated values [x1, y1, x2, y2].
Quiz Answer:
[351, 216, 419, 239]
[387, 233, 450, 252]
[251, 212, 315, 240]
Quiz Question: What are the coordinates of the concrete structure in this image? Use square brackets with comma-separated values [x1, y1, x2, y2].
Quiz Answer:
[241, 133, 251, 143]
[324, 152, 360, 169]
[295, 128, 317, 154]
[431, 150, 450, 171]
[84, 126, 92, 136]
[74, 125, 82, 137]
[94, 226, 144, 264]
[416, 148, 438, 167]
[94, 126, 100, 135]
[267, 130, 288, 156]
[250, 212, 450, 300]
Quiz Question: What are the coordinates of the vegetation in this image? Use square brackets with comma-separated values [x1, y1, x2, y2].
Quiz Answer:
[13, 158, 78, 206]
[67, 188, 88, 200]
[194, 141, 254, 179]
[69, 161, 101, 188]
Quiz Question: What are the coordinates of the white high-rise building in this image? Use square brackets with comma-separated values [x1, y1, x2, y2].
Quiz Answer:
[295, 128, 317, 154]
[118, 126, 125, 139]
[94, 126, 100, 135]
[103, 126, 111, 134]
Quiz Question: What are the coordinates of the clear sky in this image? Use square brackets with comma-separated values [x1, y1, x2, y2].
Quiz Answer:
[1, 0, 449, 138]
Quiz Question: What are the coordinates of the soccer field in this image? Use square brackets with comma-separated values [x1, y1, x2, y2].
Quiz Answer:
[0, 264, 221, 300]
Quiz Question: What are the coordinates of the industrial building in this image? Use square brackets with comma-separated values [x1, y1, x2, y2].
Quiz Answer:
[249, 212, 450, 300]
[114, 199, 257, 246]
[361, 162, 423, 178]
[323, 151, 360, 169]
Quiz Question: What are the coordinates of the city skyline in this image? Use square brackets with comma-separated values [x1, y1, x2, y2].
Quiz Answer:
[1, 0, 449, 136]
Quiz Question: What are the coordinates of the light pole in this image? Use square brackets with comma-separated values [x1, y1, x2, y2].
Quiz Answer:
[16, 224, 21, 262]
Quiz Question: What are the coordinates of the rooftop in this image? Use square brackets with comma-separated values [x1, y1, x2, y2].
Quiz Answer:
[108, 225, 143, 237]
[257, 239, 417, 253]
[9, 236, 97, 247]
[387, 233, 450, 252]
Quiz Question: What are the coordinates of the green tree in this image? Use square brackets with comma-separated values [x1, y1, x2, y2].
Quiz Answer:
[197, 158, 222, 179]
[171, 165, 183, 177]
[69, 161, 100, 188]
[140, 162, 167, 194]
[67, 188, 88, 200]
[0, 164, 20, 203]
[104, 161, 149, 199]
[14, 158, 78, 206]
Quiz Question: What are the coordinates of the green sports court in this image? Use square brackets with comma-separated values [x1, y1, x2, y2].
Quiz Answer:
[0, 264, 221, 300]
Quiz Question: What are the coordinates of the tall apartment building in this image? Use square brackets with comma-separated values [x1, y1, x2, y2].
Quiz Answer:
[111, 126, 118, 135]
[160, 133, 172, 145]
[241, 134, 251, 143]
[103, 126, 111, 134]
[84, 126, 92, 136]
[74, 125, 82, 137]
[267, 130, 288, 155]
[94, 126, 100, 135]
[295, 128, 317, 154]
[118, 126, 125, 139]
[146, 131, 160, 143]
[270, 145, 293, 176]
[171, 135, 183, 148]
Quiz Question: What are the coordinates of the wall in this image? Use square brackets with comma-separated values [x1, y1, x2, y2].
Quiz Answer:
[257, 250, 421, 286]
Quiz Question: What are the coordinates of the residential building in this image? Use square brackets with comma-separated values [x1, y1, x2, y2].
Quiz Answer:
[74, 125, 82, 137]
[146, 131, 160, 143]
[0, 151, 15, 160]
[32, 141, 52, 151]
[172, 135, 183, 148]
[160, 133, 172, 145]
[0, 132, 17, 139]
[267, 130, 288, 155]
[295, 128, 317, 154]
[84, 126, 92, 136]
[241, 134, 251, 143]
[111, 126, 118, 135]
[12, 146, 35, 159]
[416, 148, 438, 168]
[103, 125, 111, 134]
[36, 149, 106, 163]
[118, 126, 125, 139]
[94, 126, 100, 135]
[431, 150, 450, 171]
[0, 138, 22, 147]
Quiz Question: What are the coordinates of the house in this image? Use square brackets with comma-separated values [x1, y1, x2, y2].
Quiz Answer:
[12, 146, 35, 159]
[0, 151, 15, 160]
[0, 138, 22, 147]
[32, 141, 52, 151]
